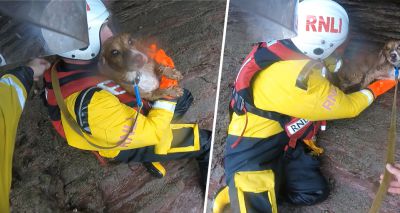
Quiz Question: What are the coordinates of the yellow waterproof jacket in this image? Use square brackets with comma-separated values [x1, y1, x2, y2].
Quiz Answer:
[44, 61, 200, 159]
[228, 59, 374, 139]
[0, 67, 33, 213]
[62, 90, 187, 158]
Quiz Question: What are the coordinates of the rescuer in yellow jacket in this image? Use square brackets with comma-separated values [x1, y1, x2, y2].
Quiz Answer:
[214, 1, 398, 212]
[0, 58, 50, 213]
[42, 0, 210, 187]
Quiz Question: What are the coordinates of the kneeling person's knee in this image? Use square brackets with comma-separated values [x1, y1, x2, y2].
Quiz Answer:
[286, 185, 329, 205]
[284, 145, 330, 205]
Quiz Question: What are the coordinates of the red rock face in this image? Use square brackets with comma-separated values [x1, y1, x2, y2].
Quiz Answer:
[336, 0, 400, 42]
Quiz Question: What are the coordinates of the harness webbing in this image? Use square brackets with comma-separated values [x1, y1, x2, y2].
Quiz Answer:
[231, 88, 287, 123]
[296, 60, 323, 90]
[231, 108, 248, 149]
[45, 71, 97, 89]
[244, 101, 287, 123]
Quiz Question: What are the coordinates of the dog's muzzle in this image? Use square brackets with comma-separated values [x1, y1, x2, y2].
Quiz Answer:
[128, 50, 148, 69]
[390, 53, 397, 61]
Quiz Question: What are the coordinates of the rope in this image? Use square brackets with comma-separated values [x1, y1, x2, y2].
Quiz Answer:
[368, 81, 398, 213]
[231, 108, 248, 149]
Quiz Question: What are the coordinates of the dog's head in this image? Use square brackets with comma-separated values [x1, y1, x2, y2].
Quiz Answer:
[380, 40, 400, 67]
[101, 33, 150, 74]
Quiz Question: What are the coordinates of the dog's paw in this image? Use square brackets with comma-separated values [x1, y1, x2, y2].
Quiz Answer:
[170, 69, 184, 80]
[165, 86, 184, 97]
[159, 66, 183, 80]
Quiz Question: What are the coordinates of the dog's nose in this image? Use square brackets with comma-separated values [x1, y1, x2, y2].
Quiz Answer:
[134, 54, 143, 63]
[133, 54, 145, 68]
[390, 53, 397, 60]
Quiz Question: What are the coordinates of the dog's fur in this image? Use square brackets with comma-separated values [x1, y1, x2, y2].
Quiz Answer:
[337, 40, 400, 92]
[98, 33, 183, 101]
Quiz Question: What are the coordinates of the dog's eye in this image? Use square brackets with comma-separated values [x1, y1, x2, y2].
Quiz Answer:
[111, 50, 120, 56]
[128, 39, 133, 45]
[397, 45, 400, 50]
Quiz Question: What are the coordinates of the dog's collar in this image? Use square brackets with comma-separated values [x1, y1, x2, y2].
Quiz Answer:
[394, 66, 399, 79]
[132, 72, 143, 107]
[119, 72, 143, 107]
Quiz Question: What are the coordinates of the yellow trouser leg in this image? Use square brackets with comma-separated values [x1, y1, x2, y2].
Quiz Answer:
[233, 170, 277, 213]
[213, 186, 230, 213]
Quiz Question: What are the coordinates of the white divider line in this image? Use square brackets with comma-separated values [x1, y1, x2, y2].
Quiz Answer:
[203, 0, 231, 212]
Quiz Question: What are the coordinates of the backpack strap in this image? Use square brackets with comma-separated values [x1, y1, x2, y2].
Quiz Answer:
[231, 89, 289, 127]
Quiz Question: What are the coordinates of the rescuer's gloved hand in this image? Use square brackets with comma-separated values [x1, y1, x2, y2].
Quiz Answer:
[367, 79, 397, 98]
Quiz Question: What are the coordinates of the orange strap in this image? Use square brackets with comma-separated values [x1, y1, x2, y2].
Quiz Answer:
[231, 109, 248, 149]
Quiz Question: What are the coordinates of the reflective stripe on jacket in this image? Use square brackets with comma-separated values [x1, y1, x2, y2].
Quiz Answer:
[0, 67, 33, 213]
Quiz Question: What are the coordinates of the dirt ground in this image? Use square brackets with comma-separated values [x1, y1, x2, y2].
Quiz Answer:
[10, 0, 225, 212]
[207, 2, 400, 213]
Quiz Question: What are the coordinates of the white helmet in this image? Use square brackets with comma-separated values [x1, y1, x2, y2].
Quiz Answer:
[58, 0, 110, 60]
[291, 0, 349, 60]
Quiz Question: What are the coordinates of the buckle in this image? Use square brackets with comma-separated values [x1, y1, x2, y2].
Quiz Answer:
[231, 90, 245, 113]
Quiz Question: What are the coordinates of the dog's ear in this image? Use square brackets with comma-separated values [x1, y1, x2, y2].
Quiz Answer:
[377, 49, 386, 65]
[97, 56, 109, 75]
[101, 56, 106, 65]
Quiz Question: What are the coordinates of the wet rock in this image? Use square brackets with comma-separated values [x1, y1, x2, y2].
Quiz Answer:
[337, 0, 400, 43]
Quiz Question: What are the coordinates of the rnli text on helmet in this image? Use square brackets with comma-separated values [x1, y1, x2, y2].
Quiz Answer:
[306, 15, 342, 33]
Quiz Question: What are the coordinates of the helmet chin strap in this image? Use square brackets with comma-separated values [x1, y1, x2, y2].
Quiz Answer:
[62, 58, 93, 65]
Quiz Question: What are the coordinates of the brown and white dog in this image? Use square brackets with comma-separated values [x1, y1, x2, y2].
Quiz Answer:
[98, 33, 183, 101]
[337, 40, 400, 92]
